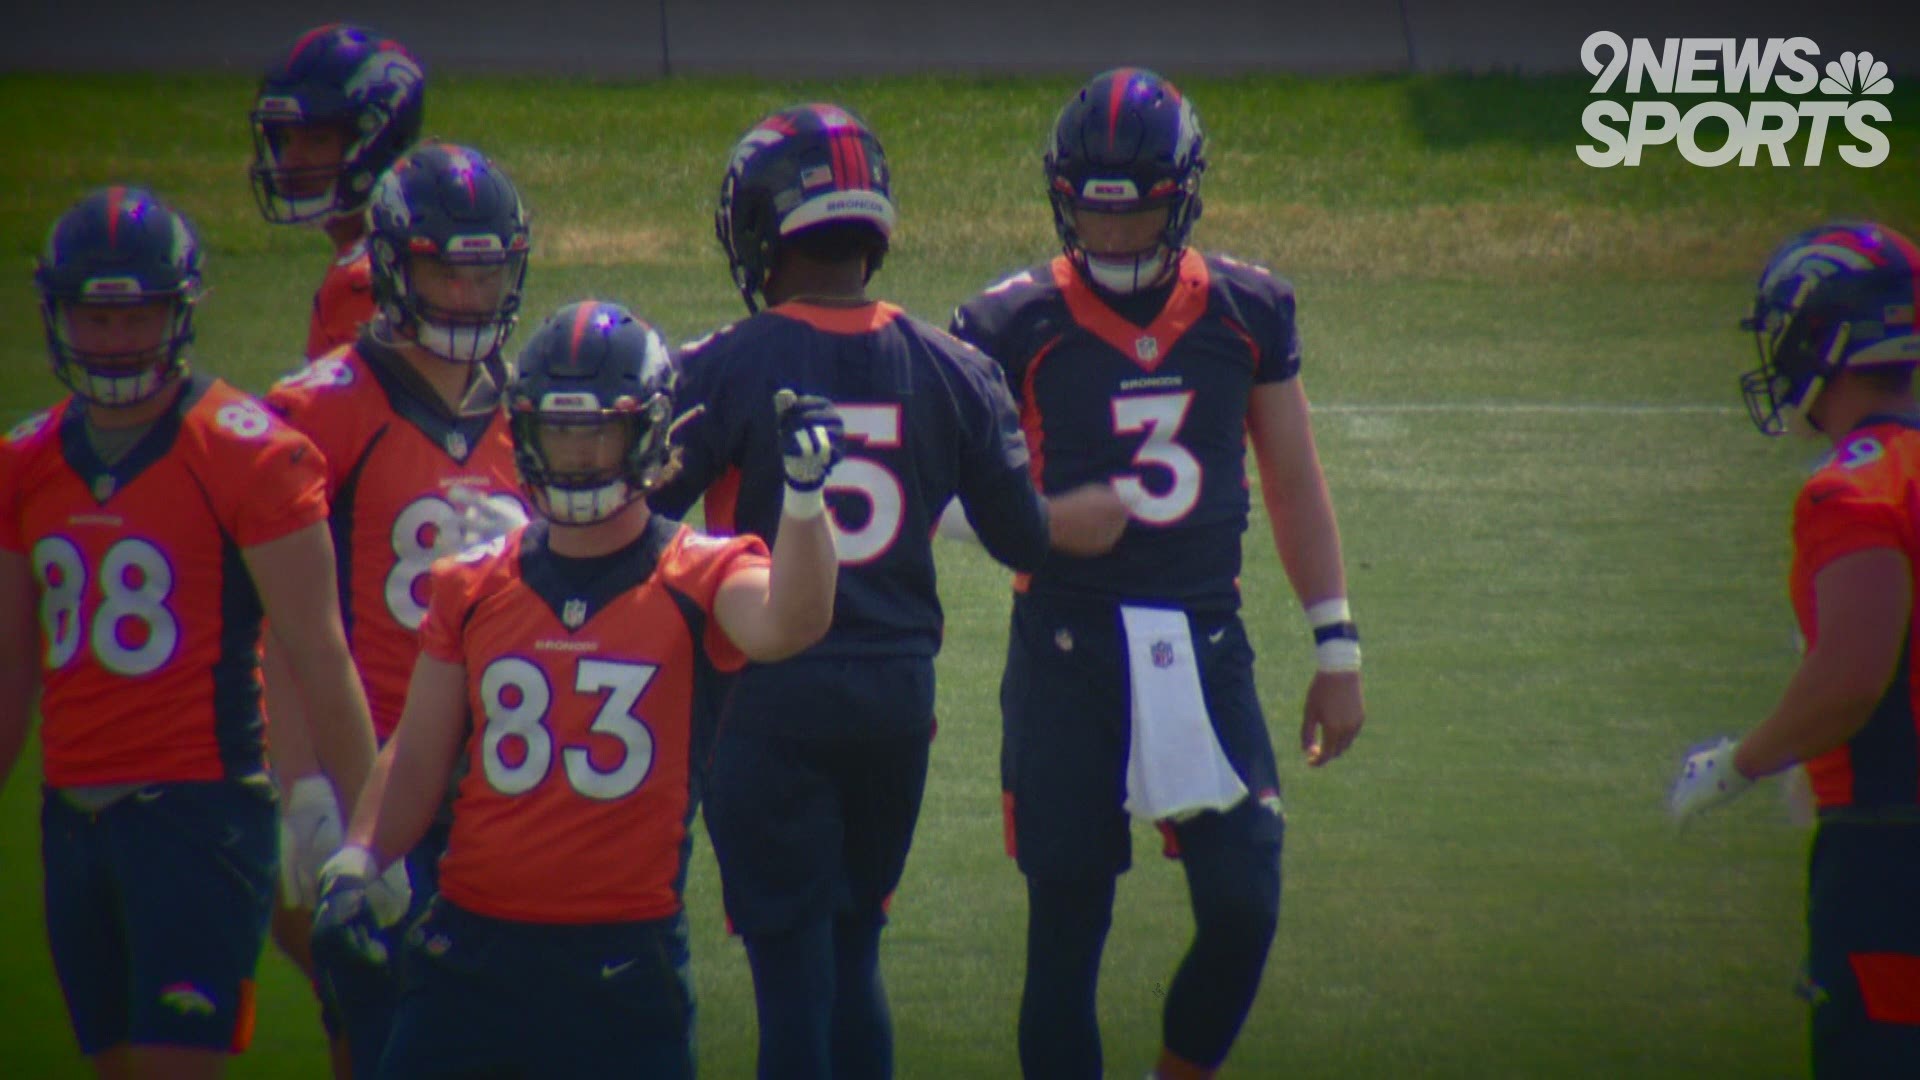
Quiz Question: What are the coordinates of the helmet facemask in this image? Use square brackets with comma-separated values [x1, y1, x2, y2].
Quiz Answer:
[250, 108, 367, 225]
[43, 292, 196, 408]
[512, 394, 672, 526]
[385, 246, 527, 365]
[1052, 181, 1197, 295]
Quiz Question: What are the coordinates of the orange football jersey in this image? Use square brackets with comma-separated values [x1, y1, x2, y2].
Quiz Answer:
[421, 517, 768, 924]
[0, 376, 327, 786]
[1790, 417, 1920, 811]
[266, 339, 520, 741]
[306, 237, 374, 360]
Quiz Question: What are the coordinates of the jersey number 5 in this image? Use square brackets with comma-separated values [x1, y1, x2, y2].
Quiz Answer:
[1111, 391, 1200, 525]
[478, 657, 659, 801]
[32, 535, 180, 676]
[823, 403, 904, 565]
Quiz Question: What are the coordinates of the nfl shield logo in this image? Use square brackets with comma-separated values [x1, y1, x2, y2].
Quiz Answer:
[1135, 336, 1159, 362]
[1150, 640, 1175, 668]
[446, 432, 469, 459]
[562, 599, 587, 628]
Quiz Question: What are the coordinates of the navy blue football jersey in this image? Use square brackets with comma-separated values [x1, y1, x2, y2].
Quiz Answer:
[649, 300, 1050, 658]
[950, 250, 1301, 613]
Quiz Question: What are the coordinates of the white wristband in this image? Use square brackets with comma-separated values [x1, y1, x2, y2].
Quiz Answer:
[1306, 597, 1360, 673]
[783, 485, 826, 520]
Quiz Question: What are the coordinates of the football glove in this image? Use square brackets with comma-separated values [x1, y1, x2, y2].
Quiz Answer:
[312, 846, 393, 969]
[774, 389, 844, 494]
[446, 485, 529, 552]
[278, 775, 343, 910]
[1668, 736, 1754, 823]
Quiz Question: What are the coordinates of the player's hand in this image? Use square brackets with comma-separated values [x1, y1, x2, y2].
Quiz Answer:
[1045, 483, 1132, 556]
[774, 389, 844, 493]
[278, 775, 343, 910]
[446, 486, 528, 552]
[1668, 736, 1753, 823]
[311, 847, 393, 969]
[1300, 670, 1364, 767]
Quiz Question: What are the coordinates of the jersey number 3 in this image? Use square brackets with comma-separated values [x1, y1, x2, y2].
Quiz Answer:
[1111, 391, 1200, 525]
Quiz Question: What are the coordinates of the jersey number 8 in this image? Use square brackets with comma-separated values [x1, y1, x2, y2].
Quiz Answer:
[32, 535, 180, 677]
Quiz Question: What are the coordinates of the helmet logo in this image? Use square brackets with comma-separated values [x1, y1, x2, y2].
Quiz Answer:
[373, 173, 411, 227]
[343, 50, 423, 111]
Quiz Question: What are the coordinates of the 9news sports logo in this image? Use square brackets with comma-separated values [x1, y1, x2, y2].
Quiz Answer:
[1577, 32, 1893, 167]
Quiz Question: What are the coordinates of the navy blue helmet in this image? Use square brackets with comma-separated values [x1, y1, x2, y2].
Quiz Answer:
[716, 103, 895, 314]
[34, 186, 202, 406]
[1741, 221, 1920, 435]
[367, 143, 530, 364]
[507, 301, 676, 524]
[1045, 68, 1206, 294]
[250, 23, 425, 224]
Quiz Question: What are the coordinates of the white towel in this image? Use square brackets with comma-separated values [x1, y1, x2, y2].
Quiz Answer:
[1120, 605, 1249, 822]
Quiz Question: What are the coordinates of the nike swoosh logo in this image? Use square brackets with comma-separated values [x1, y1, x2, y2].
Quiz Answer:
[135, 789, 164, 803]
[601, 959, 637, 979]
[1207, 629, 1227, 644]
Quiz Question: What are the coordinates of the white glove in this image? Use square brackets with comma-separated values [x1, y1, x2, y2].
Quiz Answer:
[316, 844, 415, 928]
[278, 775, 344, 909]
[1668, 736, 1754, 823]
[446, 486, 528, 552]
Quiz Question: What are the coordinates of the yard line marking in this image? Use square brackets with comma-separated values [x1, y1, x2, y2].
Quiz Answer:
[1316, 402, 1736, 416]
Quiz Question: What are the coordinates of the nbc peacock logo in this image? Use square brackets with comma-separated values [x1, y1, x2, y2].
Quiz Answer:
[1818, 51, 1893, 97]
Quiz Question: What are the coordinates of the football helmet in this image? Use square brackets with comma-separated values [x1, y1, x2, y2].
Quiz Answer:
[1741, 221, 1920, 436]
[1046, 68, 1206, 294]
[250, 23, 425, 225]
[715, 103, 895, 313]
[367, 143, 530, 364]
[34, 186, 202, 407]
[506, 301, 676, 525]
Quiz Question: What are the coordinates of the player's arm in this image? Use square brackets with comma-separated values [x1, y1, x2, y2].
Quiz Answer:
[952, 358, 1127, 567]
[244, 521, 378, 812]
[1247, 377, 1365, 766]
[712, 392, 840, 661]
[342, 654, 469, 867]
[0, 548, 39, 789]
[1736, 548, 1908, 778]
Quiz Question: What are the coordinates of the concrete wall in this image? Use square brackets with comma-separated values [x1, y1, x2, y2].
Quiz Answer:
[5, 1, 1916, 77]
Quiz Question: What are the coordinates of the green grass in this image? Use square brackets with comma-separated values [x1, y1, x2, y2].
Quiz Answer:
[3, 70, 1917, 1077]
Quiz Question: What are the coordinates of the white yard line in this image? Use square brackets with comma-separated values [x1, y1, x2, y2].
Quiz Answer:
[1316, 402, 1736, 416]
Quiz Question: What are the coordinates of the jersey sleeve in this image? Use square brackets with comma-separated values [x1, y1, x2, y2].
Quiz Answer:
[228, 413, 330, 548]
[1794, 470, 1908, 574]
[949, 267, 1042, 379]
[647, 334, 734, 518]
[306, 256, 374, 360]
[664, 530, 771, 673]
[1217, 258, 1303, 385]
[419, 555, 484, 664]
[948, 343, 1051, 572]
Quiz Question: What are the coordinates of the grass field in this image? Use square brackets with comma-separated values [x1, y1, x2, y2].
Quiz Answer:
[3, 70, 1920, 1077]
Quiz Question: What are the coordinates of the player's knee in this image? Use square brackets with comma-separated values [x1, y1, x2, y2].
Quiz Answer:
[1194, 864, 1279, 954]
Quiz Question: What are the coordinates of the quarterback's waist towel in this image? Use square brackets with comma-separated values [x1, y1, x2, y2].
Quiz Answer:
[1120, 605, 1248, 822]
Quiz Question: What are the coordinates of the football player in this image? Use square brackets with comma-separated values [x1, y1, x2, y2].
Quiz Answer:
[1670, 222, 1920, 1076]
[312, 300, 840, 1078]
[250, 22, 425, 359]
[948, 68, 1367, 1079]
[648, 103, 1129, 1079]
[0, 186, 378, 1077]
[261, 141, 529, 1076]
